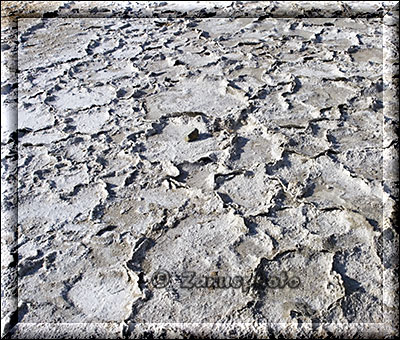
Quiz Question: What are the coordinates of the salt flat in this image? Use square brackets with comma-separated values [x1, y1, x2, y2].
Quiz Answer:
[1, 1, 398, 339]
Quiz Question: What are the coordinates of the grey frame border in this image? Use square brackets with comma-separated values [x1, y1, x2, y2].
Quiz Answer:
[1, 1, 398, 338]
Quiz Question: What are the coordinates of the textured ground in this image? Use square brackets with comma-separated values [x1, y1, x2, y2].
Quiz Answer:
[1, 1, 399, 339]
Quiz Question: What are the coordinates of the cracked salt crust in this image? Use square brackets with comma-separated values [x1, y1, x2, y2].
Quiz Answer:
[0, 1, 398, 338]
[13, 16, 388, 323]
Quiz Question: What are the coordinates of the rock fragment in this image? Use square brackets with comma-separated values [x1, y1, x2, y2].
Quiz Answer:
[184, 128, 199, 142]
